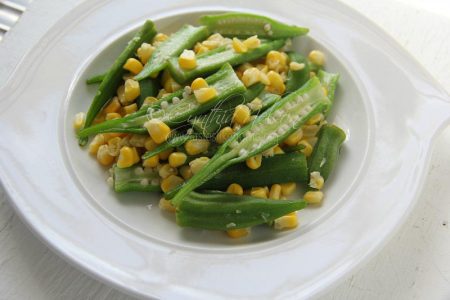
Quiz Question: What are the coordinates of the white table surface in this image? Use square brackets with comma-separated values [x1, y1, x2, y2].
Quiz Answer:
[1, 0, 450, 299]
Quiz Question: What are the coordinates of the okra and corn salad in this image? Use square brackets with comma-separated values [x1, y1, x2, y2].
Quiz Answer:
[74, 13, 346, 239]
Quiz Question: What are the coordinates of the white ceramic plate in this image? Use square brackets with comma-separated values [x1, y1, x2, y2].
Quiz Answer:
[1, 0, 450, 298]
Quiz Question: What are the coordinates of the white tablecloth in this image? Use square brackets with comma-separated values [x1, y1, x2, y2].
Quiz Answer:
[1, 0, 449, 298]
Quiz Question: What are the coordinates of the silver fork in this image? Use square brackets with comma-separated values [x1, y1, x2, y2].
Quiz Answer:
[0, 0, 31, 42]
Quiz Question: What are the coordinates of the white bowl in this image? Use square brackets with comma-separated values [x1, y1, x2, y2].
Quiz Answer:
[1, 0, 449, 299]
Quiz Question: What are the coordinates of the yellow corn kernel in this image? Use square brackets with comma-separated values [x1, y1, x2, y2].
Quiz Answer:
[104, 97, 121, 114]
[310, 71, 316, 78]
[123, 103, 138, 115]
[107, 137, 122, 156]
[226, 183, 244, 195]
[143, 155, 159, 168]
[281, 182, 297, 197]
[256, 63, 269, 74]
[202, 40, 220, 50]
[250, 187, 268, 199]
[191, 77, 208, 91]
[103, 132, 123, 141]
[117, 146, 140, 168]
[168, 152, 187, 168]
[273, 145, 284, 155]
[299, 140, 313, 157]
[247, 97, 263, 112]
[96, 144, 115, 166]
[289, 61, 305, 71]
[215, 126, 234, 144]
[266, 50, 287, 72]
[309, 171, 324, 190]
[236, 63, 254, 76]
[304, 191, 324, 204]
[207, 33, 224, 41]
[226, 228, 250, 238]
[158, 163, 178, 179]
[73, 112, 85, 130]
[185, 139, 210, 155]
[194, 42, 209, 54]
[194, 87, 217, 104]
[88, 134, 106, 155]
[302, 125, 320, 138]
[306, 113, 324, 125]
[189, 157, 210, 174]
[266, 71, 286, 95]
[158, 148, 173, 161]
[129, 134, 147, 147]
[179, 165, 193, 180]
[153, 33, 168, 43]
[284, 128, 303, 146]
[144, 119, 171, 144]
[308, 50, 325, 66]
[136, 42, 154, 64]
[232, 104, 251, 125]
[322, 86, 328, 96]
[274, 213, 298, 230]
[105, 112, 121, 120]
[143, 96, 158, 106]
[169, 78, 181, 92]
[144, 137, 158, 151]
[232, 37, 248, 53]
[269, 184, 282, 200]
[159, 197, 176, 213]
[161, 69, 171, 86]
[243, 35, 261, 49]
[241, 67, 262, 87]
[123, 58, 144, 75]
[160, 175, 184, 193]
[116, 85, 126, 105]
[164, 76, 182, 93]
[124, 79, 140, 103]
[246, 154, 262, 170]
[178, 49, 197, 70]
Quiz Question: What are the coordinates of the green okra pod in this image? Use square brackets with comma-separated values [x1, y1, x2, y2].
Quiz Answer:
[113, 165, 161, 193]
[134, 25, 209, 81]
[137, 78, 160, 108]
[167, 39, 286, 83]
[199, 152, 308, 190]
[199, 12, 309, 39]
[79, 20, 157, 145]
[308, 124, 346, 182]
[285, 52, 310, 94]
[317, 70, 339, 115]
[142, 134, 198, 160]
[164, 152, 307, 198]
[176, 191, 307, 230]
[86, 73, 105, 85]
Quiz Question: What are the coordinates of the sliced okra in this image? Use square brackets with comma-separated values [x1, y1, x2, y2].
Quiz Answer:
[134, 25, 209, 80]
[171, 76, 331, 207]
[199, 12, 309, 39]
